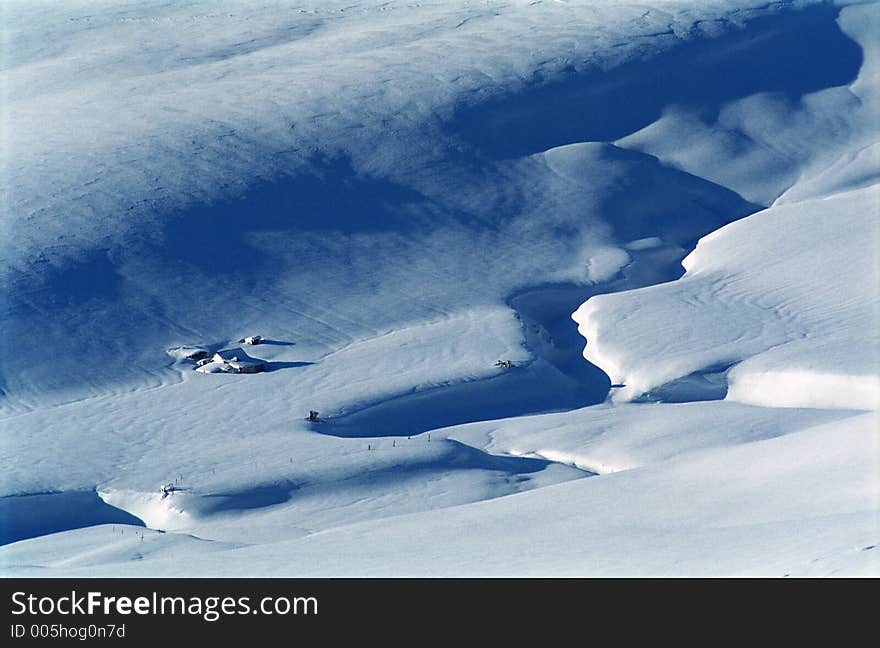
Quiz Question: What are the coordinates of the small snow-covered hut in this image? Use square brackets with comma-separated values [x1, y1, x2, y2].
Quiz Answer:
[209, 348, 266, 374]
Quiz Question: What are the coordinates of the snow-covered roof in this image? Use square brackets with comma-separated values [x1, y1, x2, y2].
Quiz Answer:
[212, 348, 265, 368]
[195, 361, 232, 374]
[213, 348, 253, 362]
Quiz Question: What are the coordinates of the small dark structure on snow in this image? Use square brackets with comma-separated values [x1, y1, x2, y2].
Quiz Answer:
[307, 410, 320, 422]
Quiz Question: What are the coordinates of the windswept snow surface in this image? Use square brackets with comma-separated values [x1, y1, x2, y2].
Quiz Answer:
[574, 186, 880, 408]
[572, 2, 880, 410]
[1, 0, 878, 576]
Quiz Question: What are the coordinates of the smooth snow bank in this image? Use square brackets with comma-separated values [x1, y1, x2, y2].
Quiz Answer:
[8, 411, 875, 577]
[573, 1, 880, 409]
[573, 184, 880, 408]
[726, 337, 880, 410]
[0, 525, 238, 574]
[727, 370, 880, 410]
[448, 400, 852, 474]
[3, 436, 585, 552]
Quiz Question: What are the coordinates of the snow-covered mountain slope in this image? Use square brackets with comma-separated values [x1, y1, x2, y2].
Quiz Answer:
[1, 0, 856, 408]
[5, 410, 876, 576]
[572, 2, 880, 409]
[573, 184, 880, 408]
[1, 0, 878, 576]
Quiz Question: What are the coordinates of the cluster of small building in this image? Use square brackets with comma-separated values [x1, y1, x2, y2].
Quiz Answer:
[195, 348, 267, 374]
[172, 336, 268, 374]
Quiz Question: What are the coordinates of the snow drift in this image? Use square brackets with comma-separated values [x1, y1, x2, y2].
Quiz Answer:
[1, 0, 877, 577]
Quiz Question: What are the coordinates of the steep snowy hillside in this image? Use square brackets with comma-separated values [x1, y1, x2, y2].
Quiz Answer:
[1, 0, 877, 576]
[3, 0, 858, 408]
[574, 185, 880, 408]
[573, 4, 880, 409]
